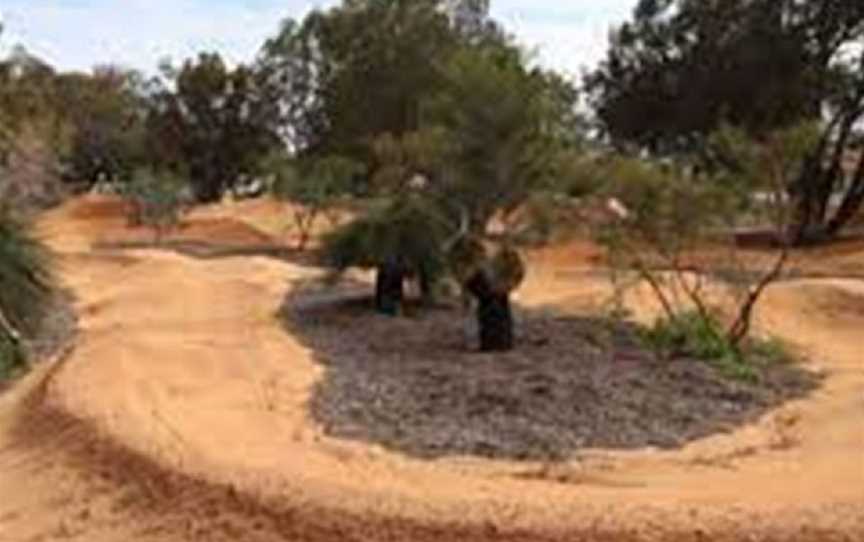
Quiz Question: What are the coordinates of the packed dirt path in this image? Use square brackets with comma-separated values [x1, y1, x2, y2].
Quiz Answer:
[0, 196, 862, 541]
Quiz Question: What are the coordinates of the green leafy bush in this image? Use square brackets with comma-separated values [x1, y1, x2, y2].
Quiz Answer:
[639, 310, 793, 382]
[0, 331, 24, 379]
[267, 153, 362, 250]
[321, 196, 449, 281]
[122, 169, 189, 241]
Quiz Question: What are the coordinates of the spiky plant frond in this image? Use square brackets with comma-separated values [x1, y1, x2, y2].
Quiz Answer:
[321, 196, 449, 280]
[0, 210, 53, 376]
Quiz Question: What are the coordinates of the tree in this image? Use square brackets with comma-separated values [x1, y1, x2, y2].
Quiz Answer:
[420, 47, 582, 351]
[0, 39, 151, 203]
[0, 38, 71, 211]
[266, 153, 363, 250]
[587, 0, 864, 242]
[322, 43, 581, 350]
[257, 0, 499, 164]
[147, 53, 280, 203]
[0, 45, 58, 146]
[54, 67, 148, 187]
[121, 169, 190, 243]
[593, 123, 818, 371]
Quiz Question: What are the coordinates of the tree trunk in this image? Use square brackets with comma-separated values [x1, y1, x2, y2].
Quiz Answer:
[417, 264, 435, 306]
[465, 271, 514, 352]
[791, 156, 835, 245]
[827, 150, 864, 236]
[374, 259, 404, 316]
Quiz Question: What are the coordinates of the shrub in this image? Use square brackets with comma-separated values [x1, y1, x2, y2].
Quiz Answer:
[593, 124, 818, 358]
[0, 210, 53, 378]
[640, 311, 734, 361]
[0, 330, 24, 379]
[321, 196, 449, 280]
[266, 153, 362, 250]
[638, 310, 796, 382]
[122, 169, 189, 242]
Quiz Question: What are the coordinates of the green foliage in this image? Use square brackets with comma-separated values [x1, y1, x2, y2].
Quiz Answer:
[147, 53, 280, 202]
[122, 169, 188, 240]
[267, 153, 363, 249]
[709, 122, 822, 188]
[269, 153, 362, 204]
[258, 1, 494, 163]
[597, 157, 741, 252]
[321, 195, 449, 280]
[587, 0, 864, 152]
[640, 311, 763, 383]
[0, 46, 58, 142]
[0, 330, 24, 380]
[594, 124, 814, 352]
[587, 0, 864, 239]
[0, 211, 53, 378]
[0, 211, 52, 335]
[55, 68, 149, 186]
[422, 46, 581, 232]
[641, 311, 736, 362]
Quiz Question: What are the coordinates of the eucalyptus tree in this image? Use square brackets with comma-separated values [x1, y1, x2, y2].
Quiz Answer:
[146, 53, 281, 203]
[587, 0, 864, 242]
[323, 42, 582, 351]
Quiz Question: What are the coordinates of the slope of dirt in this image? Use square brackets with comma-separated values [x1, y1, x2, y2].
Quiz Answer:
[0, 197, 861, 541]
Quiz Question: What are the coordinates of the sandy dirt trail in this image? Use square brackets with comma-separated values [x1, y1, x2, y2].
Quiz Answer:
[0, 197, 862, 541]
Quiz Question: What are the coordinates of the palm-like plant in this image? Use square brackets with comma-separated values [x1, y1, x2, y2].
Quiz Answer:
[321, 194, 450, 314]
[0, 209, 53, 376]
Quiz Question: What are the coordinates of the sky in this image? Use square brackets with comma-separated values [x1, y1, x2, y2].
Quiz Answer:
[0, 1, 634, 77]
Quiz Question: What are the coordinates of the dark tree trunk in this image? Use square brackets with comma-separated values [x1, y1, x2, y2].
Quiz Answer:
[828, 151, 864, 236]
[374, 259, 405, 316]
[417, 265, 435, 306]
[792, 83, 864, 244]
[465, 271, 514, 352]
[791, 155, 835, 245]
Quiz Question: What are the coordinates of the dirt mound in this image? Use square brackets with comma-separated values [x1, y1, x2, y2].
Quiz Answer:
[180, 218, 276, 245]
[102, 218, 277, 247]
[0, 196, 861, 541]
[58, 195, 280, 251]
[66, 195, 134, 221]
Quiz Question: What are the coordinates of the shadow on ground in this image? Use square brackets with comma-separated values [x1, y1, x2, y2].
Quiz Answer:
[281, 280, 821, 462]
[92, 240, 320, 267]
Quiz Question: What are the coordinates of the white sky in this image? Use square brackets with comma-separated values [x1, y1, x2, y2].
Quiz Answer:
[0, 1, 633, 76]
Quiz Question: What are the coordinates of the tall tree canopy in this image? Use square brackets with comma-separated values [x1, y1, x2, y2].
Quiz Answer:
[54, 67, 148, 185]
[322, 39, 581, 349]
[587, 0, 864, 240]
[257, 0, 501, 164]
[147, 53, 280, 202]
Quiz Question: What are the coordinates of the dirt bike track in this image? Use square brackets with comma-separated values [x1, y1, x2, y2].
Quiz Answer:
[0, 196, 861, 541]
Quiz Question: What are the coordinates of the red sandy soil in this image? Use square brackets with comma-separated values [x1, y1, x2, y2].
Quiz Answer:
[63, 196, 277, 247]
[0, 195, 861, 541]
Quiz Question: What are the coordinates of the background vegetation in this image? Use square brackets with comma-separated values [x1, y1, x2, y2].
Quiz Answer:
[1, 0, 862, 365]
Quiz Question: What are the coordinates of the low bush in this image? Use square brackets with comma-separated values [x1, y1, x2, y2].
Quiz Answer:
[122, 169, 190, 241]
[639, 310, 792, 382]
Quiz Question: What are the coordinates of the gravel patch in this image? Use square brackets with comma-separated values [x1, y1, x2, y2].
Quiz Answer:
[283, 288, 820, 462]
